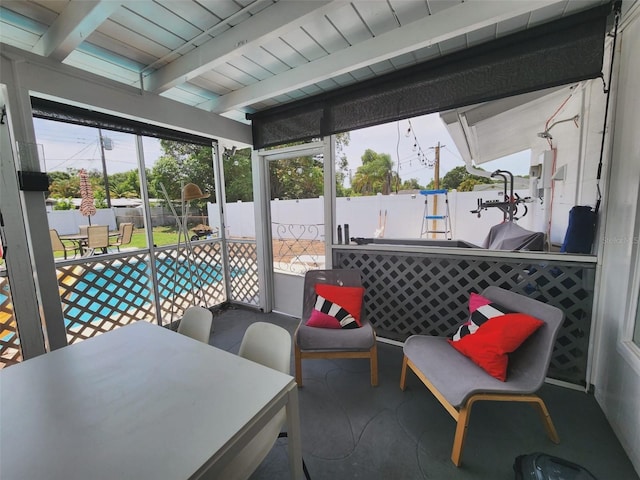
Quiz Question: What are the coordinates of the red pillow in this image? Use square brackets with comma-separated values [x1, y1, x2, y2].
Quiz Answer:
[448, 313, 544, 381]
[306, 309, 341, 329]
[315, 284, 364, 326]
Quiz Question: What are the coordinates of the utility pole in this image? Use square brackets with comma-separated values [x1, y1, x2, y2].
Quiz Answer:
[429, 142, 444, 238]
[98, 128, 112, 208]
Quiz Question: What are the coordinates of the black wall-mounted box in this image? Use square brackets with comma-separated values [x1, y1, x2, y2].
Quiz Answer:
[18, 171, 50, 192]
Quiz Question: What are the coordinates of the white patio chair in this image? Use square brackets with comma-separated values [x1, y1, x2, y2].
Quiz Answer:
[219, 322, 311, 480]
[176, 306, 213, 343]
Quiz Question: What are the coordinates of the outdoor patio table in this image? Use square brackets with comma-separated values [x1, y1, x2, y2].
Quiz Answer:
[60, 229, 120, 255]
[0, 321, 304, 480]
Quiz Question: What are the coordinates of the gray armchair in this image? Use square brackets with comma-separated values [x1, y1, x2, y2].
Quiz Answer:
[294, 269, 378, 387]
[400, 286, 564, 466]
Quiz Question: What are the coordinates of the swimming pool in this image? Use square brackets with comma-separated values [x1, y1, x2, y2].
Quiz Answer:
[61, 255, 241, 332]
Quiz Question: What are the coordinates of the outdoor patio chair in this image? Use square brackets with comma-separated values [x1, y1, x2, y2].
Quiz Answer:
[400, 285, 564, 466]
[49, 229, 77, 259]
[110, 222, 134, 252]
[84, 225, 109, 256]
[220, 322, 311, 480]
[294, 269, 378, 387]
[176, 306, 213, 343]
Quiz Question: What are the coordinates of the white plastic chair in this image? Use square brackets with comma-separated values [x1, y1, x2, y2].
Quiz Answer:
[219, 322, 311, 480]
[176, 306, 213, 343]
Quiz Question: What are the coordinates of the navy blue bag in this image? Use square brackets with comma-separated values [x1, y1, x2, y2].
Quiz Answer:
[561, 206, 597, 254]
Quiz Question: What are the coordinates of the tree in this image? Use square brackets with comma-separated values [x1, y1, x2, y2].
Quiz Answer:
[400, 178, 422, 190]
[351, 149, 399, 195]
[108, 170, 140, 198]
[48, 170, 80, 198]
[334, 133, 350, 197]
[223, 147, 253, 202]
[269, 157, 323, 200]
[457, 178, 485, 192]
[150, 140, 215, 206]
[440, 166, 492, 191]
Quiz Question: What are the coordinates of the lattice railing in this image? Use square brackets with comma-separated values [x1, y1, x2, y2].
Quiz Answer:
[0, 276, 21, 368]
[57, 253, 156, 344]
[334, 249, 596, 386]
[56, 240, 227, 343]
[155, 241, 226, 323]
[227, 241, 260, 306]
[272, 223, 325, 274]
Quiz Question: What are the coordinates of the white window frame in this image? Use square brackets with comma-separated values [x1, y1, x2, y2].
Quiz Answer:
[618, 192, 640, 375]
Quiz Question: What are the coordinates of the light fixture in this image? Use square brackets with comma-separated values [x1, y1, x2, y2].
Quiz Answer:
[223, 146, 237, 158]
[537, 115, 580, 140]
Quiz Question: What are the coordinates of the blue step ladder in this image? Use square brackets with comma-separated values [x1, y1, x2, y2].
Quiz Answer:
[420, 189, 452, 239]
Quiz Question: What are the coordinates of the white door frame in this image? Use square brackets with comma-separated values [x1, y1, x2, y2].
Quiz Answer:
[252, 139, 334, 316]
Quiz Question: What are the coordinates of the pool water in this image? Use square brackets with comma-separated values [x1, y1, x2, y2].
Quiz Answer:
[62, 256, 241, 329]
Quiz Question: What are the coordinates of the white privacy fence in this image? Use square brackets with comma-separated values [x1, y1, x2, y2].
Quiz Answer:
[210, 189, 538, 247]
[47, 209, 118, 235]
[47, 189, 543, 247]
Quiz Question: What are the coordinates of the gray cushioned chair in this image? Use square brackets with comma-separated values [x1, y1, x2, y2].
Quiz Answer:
[400, 286, 564, 466]
[294, 269, 378, 387]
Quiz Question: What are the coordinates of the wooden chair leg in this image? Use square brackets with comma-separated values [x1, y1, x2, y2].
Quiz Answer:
[294, 344, 303, 387]
[370, 343, 378, 387]
[400, 355, 408, 390]
[531, 397, 560, 444]
[451, 404, 471, 467]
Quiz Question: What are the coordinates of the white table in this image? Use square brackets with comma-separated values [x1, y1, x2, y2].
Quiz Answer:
[0, 322, 303, 479]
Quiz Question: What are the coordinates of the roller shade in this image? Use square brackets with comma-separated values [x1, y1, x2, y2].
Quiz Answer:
[248, 2, 612, 149]
[31, 97, 215, 147]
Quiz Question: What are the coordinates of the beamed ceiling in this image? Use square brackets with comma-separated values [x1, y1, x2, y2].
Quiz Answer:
[0, 0, 610, 130]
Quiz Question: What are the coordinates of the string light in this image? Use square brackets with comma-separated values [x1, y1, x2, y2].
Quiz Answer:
[406, 119, 434, 168]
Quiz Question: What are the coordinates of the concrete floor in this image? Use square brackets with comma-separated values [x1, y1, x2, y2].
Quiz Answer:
[208, 305, 639, 480]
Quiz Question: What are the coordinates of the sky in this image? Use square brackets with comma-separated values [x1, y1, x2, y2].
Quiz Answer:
[33, 118, 163, 174]
[340, 112, 531, 187]
[33, 113, 531, 186]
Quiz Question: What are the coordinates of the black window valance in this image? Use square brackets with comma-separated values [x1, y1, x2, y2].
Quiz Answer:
[31, 97, 215, 147]
[248, 2, 613, 149]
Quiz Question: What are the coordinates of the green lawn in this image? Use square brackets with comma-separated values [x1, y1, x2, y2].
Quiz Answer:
[51, 226, 186, 258]
[130, 225, 181, 248]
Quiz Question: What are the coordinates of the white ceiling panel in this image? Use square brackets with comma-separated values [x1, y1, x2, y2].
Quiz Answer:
[437, 34, 469, 56]
[87, 30, 160, 66]
[369, 59, 396, 75]
[63, 50, 141, 86]
[496, 12, 533, 38]
[190, 76, 232, 96]
[226, 55, 273, 81]
[261, 36, 310, 68]
[465, 23, 497, 47]
[160, 1, 222, 31]
[2, 1, 58, 25]
[389, 0, 431, 26]
[0, 0, 611, 131]
[277, 28, 326, 62]
[109, 7, 187, 50]
[299, 14, 350, 54]
[325, 5, 369, 46]
[242, 47, 291, 75]
[352, 1, 398, 36]
[122, 2, 204, 41]
[426, 0, 463, 16]
[0, 21, 40, 50]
